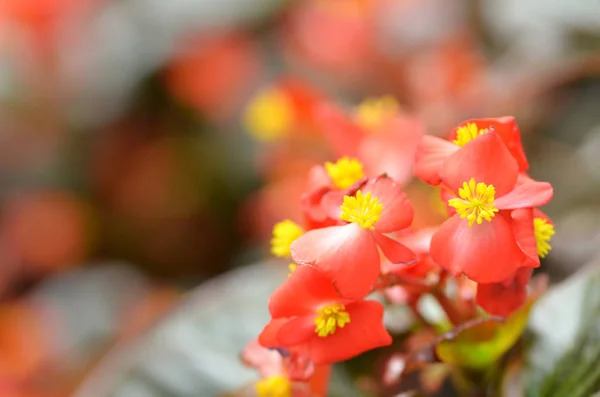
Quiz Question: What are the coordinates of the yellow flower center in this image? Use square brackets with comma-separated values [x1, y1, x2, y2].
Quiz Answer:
[256, 375, 292, 397]
[534, 217, 555, 258]
[287, 263, 297, 278]
[244, 88, 293, 142]
[354, 96, 399, 131]
[314, 303, 351, 337]
[340, 191, 383, 229]
[324, 157, 365, 189]
[448, 178, 499, 227]
[270, 220, 304, 257]
[453, 123, 488, 147]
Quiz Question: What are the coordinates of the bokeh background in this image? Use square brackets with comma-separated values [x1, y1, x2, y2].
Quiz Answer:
[1, 0, 600, 396]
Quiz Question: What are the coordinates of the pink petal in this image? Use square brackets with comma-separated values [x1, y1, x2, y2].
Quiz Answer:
[241, 339, 284, 378]
[430, 214, 524, 283]
[291, 224, 380, 298]
[495, 180, 553, 210]
[269, 266, 342, 318]
[320, 190, 345, 220]
[358, 116, 423, 186]
[440, 131, 519, 197]
[414, 135, 458, 186]
[362, 175, 414, 233]
[308, 301, 392, 364]
[373, 231, 417, 265]
[306, 165, 331, 191]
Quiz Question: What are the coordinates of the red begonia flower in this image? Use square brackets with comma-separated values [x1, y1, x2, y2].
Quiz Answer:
[260, 267, 392, 365]
[414, 117, 528, 186]
[476, 267, 532, 317]
[300, 159, 367, 230]
[430, 132, 553, 283]
[448, 117, 529, 171]
[315, 101, 424, 186]
[292, 175, 416, 297]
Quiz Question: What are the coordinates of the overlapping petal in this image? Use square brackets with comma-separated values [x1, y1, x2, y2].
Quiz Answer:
[291, 224, 380, 298]
[278, 315, 317, 346]
[449, 116, 529, 172]
[508, 209, 540, 269]
[362, 176, 414, 233]
[476, 267, 530, 317]
[495, 180, 553, 210]
[414, 135, 459, 186]
[372, 232, 416, 265]
[269, 266, 343, 318]
[430, 214, 524, 283]
[259, 318, 289, 347]
[440, 132, 519, 197]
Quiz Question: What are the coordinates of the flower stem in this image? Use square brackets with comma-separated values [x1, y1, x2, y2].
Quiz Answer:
[431, 287, 463, 326]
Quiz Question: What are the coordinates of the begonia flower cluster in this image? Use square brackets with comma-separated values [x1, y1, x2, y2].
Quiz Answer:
[246, 93, 554, 396]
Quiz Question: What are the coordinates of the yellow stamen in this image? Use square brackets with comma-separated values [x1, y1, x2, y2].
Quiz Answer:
[314, 303, 351, 337]
[534, 218, 555, 258]
[287, 263, 297, 278]
[244, 88, 293, 142]
[324, 157, 365, 189]
[453, 123, 488, 147]
[256, 375, 292, 397]
[270, 220, 304, 257]
[354, 96, 399, 131]
[340, 191, 383, 229]
[448, 178, 498, 227]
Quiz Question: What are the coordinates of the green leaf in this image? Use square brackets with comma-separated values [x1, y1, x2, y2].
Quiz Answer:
[526, 265, 600, 397]
[436, 299, 535, 370]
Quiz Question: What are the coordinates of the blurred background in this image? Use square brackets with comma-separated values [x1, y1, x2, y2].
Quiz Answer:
[1, 0, 600, 396]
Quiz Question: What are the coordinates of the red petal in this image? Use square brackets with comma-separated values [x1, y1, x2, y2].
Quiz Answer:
[495, 180, 553, 210]
[314, 103, 363, 158]
[441, 131, 519, 197]
[278, 315, 316, 346]
[430, 215, 523, 283]
[508, 209, 540, 268]
[373, 232, 417, 265]
[449, 117, 529, 172]
[414, 135, 458, 186]
[515, 267, 533, 286]
[269, 266, 342, 318]
[308, 300, 392, 364]
[362, 175, 414, 233]
[259, 318, 289, 347]
[476, 281, 527, 317]
[291, 224, 380, 298]
[308, 364, 333, 397]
